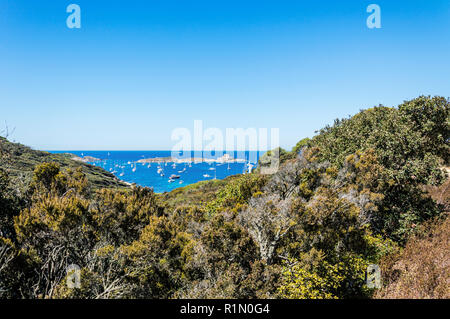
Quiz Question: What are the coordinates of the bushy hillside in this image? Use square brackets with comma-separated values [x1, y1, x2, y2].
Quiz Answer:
[375, 214, 449, 299]
[0, 95, 448, 299]
[306, 96, 449, 242]
[0, 137, 129, 191]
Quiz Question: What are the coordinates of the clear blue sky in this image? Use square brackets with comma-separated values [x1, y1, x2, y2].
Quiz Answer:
[1, 0, 449, 150]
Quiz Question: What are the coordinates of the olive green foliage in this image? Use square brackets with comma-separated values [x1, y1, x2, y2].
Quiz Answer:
[0, 169, 22, 240]
[313, 97, 448, 178]
[310, 96, 449, 241]
[206, 173, 267, 215]
[279, 252, 370, 299]
[160, 176, 235, 211]
[257, 147, 297, 171]
[292, 138, 311, 154]
[0, 137, 129, 192]
[0, 95, 448, 299]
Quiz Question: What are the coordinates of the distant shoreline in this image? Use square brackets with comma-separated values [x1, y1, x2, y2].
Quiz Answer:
[70, 153, 248, 164]
[71, 155, 101, 163]
[137, 156, 246, 164]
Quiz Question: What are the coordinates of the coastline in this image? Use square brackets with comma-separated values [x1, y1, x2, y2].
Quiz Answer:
[136, 156, 246, 164]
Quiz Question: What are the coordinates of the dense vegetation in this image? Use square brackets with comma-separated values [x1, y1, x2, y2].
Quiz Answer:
[0, 137, 129, 191]
[0, 96, 448, 299]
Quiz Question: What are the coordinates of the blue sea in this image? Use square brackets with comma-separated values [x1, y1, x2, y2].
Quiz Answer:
[49, 151, 264, 193]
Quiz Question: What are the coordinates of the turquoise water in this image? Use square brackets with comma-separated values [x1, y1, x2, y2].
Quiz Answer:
[49, 151, 263, 193]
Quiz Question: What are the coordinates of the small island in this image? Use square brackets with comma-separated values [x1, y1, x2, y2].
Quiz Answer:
[137, 153, 246, 164]
[71, 155, 101, 163]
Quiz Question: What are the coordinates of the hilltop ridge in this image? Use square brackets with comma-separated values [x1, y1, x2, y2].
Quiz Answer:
[0, 137, 129, 191]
